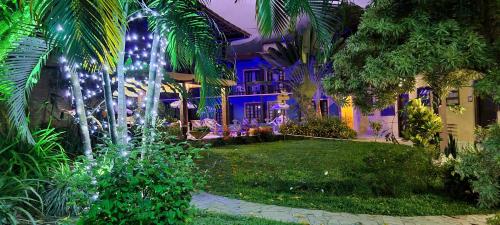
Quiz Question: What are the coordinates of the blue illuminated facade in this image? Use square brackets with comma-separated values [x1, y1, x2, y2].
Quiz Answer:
[222, 55, 340, 124]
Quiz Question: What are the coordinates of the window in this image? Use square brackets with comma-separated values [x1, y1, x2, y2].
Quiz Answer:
[320, 100, 328, 116]
[214, 105, 222, 124]
[245, 103, 262, 121]
[244, 71, 253, 83]
[244, 69, 264, 82]
[381, 105, 396, 116]
[417, 87, 432, 106]
[266, 69, 284, 82]
[446, 90, 460, 106]
[311, 100, 329, 116]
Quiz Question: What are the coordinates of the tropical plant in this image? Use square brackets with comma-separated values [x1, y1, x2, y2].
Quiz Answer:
[401, 99, 442, 148]
[255, 0, 359, 54]
[0, 176, 43, 225]
[324, 0, 498, 114]
[0, 125, 68, 180]
[0, 0, 126, 159]
[42, 164, 78, 217]
[444, 134, 458, 158]
[74, 133, 204, 224]
[454, 124, 500, 208]
[258, 2, 363, 118]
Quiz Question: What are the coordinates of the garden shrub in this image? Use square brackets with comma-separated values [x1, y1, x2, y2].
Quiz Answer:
[0, 126, 68, 179]
[440, 156, 476, 202]
[280, 116, 356, 139]
[0, 176, 42, 225]
[362, 146, 437, 196]
[454, 124, 500, 208]
[74, 135, 205, 224]
[43, 164, 80, 217]
[0, 123, 69, 223]
[401, 99, 442, 148]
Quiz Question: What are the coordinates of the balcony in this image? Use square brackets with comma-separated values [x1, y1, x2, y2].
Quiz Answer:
[230, 81, 291, 95]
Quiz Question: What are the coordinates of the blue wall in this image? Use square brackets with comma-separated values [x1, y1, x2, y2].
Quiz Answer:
[227, 56, 341, 122]
[234, 57, 273, 83]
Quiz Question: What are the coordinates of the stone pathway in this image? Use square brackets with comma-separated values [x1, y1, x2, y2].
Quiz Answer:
[191, 192, 494, 225]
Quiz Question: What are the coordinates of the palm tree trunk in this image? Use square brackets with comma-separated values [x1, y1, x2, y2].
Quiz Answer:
[151, 39, 166, 126]
[102, 70, 118, 143]
[69, 71, 93, 160]
[116, 1, 129, 145]
[143, 27, 161, 143]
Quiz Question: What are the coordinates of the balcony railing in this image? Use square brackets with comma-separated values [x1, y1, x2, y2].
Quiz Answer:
[230, 81, 291, 95]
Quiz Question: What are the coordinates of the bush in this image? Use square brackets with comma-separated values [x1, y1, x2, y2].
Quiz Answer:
[362, 146, 437, 196]
[0, 124, 69, 223]
[454, 124, 500, 208]
[280, 116, 356, 139]
[401, 99, 442, 148]
[75, 135, 204, 224]
[0, 176, 42, 225]
[43, 164, 79, 217]
[0, 126, 68, 179]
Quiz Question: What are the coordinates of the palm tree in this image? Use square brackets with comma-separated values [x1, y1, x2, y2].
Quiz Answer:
[256, 0, 363, 118]
[257, 0, 362, 116]
[115, 0, 130, 146]
[0, 0, 125, 158]
[261, 32, 329, 118]
[102, 70, 118, 144]
[140, 0, 227, 139]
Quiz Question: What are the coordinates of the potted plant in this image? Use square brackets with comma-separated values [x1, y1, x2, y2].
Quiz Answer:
[190, 126, 210, 140]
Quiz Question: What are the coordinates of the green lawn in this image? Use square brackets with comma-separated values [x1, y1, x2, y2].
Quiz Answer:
[192, 212, 296, 225]
[198, 139, 498, 216]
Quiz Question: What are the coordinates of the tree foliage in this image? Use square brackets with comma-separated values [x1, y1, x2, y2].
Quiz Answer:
[256, 0, 363, 61]
[324, 0, 499, 112]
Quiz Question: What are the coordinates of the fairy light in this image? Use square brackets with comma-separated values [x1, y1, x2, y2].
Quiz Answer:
[57, 28, 173, 138]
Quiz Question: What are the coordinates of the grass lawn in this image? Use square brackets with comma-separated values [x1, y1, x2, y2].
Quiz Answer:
[192, 212, 296, 225]
[198, 139, 498, 216]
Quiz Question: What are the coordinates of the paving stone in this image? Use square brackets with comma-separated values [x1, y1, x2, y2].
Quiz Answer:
[191, 192, 494, 225]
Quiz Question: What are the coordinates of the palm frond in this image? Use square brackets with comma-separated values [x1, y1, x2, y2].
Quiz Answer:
[34, 0, 125, 71]
[0, 37, 51, 144]
[0, 2, 36, 63]
[150, 0, 227, 110]
[256, 0, 289, 36]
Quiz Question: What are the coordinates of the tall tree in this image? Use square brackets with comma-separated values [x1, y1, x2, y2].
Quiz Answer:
[324, 0, 498, 112]
[257, 1, 363, 118]
[115, 0, 130, 146]
[140, 0, 227, 140]
[0, 0, 125, 157]
[142, 27, 161, 144]
[102, 70, 118, 143]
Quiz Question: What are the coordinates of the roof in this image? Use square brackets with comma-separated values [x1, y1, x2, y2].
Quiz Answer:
[203, 6, 250, 41]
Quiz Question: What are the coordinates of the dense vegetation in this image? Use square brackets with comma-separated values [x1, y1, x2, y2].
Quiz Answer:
[324, 0, 499, 111]
[198, 140, 498, 216]
[280, 117, 357, 139]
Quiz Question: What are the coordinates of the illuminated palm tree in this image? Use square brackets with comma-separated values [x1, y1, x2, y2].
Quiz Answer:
[0, 0, 125, 158]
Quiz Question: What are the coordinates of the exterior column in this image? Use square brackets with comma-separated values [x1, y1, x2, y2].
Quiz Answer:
[221, 87, 230, 136]
[179, 83, 189, 139]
